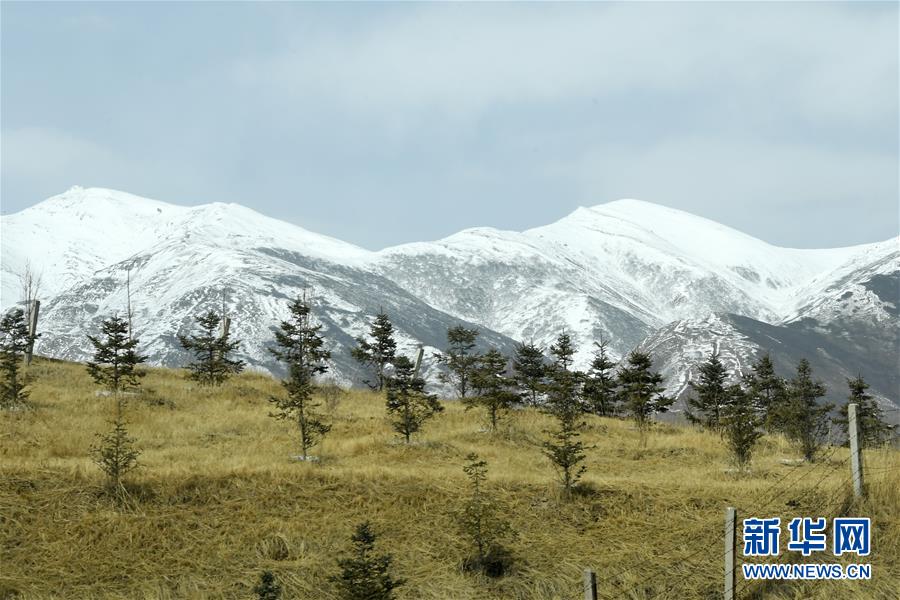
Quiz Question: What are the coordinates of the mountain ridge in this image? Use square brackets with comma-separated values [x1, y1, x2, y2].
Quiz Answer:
[2, 186, 897, 409]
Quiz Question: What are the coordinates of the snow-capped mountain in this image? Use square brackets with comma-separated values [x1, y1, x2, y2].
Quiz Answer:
[374, 200, 893, 363]
[1, 187, 896, 409]
[0, 187, 518, 386]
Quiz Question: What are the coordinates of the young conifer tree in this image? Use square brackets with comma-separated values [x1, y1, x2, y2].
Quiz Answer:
[178, 311, 244, 386]
[833, 375, 896, 448]
[268, 296, 331, 460]
[456, 453, 514, 577]
[466, 348, 517, 432]
[86, 315, 148, 395]
[0, 308, 33, 409]
[743, 353, 786, 431]
[721, 384, 763, 470]
[582, 340, 619, 417]
[776, 359, 833, 461]
[253, 571, 282, 600]
[617, 350, 673, 435]
[385, 355, 443, 443]
[512, 340, 546, 406]
[330, 522, 405, 600]
[542, 332, 587, 494]
[90, 415, 140, 495]
[351, 312, 397, 391]
[686, 351, 731, 431]
[435, 325, 480, 399]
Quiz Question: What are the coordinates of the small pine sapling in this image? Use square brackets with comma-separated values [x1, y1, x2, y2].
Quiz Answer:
[90, 416, 140, 497]
[330, 522, 405, 600]
[775, 359, 833, 461]
[542, 332, 588, 494]
[582, 339, 618, 417]
[512, 341, 546, 406]
[435, 325, 480, 399]
[350, 312, 397, 391]
[268, 296, 332, 460]
[721, 384, 763, 471]
[178, 311, 244, 386]
[617, 350, 673, 439]
[834, 374, 896, 448]
[456, 453, 514, 577]
[86, 315, 148, 396]
[743, 353, 786, 431]
[467, 349, 518, 432]
[385, 355, 443, 443]
[0, 308, 33, 409]
[686, 351, 731, 432]
[253, 570, 282, 600]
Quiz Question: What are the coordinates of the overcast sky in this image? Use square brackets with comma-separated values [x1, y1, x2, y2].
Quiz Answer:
[2, 2, 897, 250]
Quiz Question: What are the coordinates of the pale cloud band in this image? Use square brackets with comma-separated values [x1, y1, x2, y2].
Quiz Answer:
[1, 2, 897, 249]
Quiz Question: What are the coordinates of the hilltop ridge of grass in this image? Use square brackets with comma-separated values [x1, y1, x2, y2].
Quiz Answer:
[1, 359, 898, 599]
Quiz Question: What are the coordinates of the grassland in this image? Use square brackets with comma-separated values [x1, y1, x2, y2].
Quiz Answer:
[1, 358, 898, 600]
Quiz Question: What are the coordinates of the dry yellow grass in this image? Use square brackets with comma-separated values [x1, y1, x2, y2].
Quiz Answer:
[1, 358, 898, 600]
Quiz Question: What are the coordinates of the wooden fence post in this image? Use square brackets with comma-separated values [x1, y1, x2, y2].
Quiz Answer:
[725, 506, 736, 600]
[583, 568, 597, 600]
[218, 316, 231, 340]
[848, 403, 865, 499]
[25, 299, 40, 366]
[411, 344, 424, 379]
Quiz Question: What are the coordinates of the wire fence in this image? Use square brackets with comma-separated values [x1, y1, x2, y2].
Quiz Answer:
[569, 441, 898, 600]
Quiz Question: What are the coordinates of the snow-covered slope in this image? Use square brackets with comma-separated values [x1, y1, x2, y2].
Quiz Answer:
[1, 188, 896, 405]
[0, 187, 517, 385]
[374, 199, 892, 367]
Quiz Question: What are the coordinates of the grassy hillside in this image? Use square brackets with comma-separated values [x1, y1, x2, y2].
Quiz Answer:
[1, 359, 898, 599]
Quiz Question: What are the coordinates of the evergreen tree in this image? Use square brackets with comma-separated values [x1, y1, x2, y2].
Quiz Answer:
[351, 312, 397, 391]
[177, 311, 244, 386]
[582, 340, 619, 417]
[542, 415, 587, 494]
[548, 332, 576, 372]
[0, 308, 32, 409]
[686, 351, 731, 431]
[776, 359, 833, 461]
[435, 325, 480, 399]
[90, 415, 140, 494]
[253, 571, 282, 600]
[617, 351, 674, 433]
[834, 375, 896, 448]
[743, 353, 786, 430]
[546, 332, 582, 415]
[385, 355, 443, 443]
[86, 315, 148, 394]
[542, 332, 587, 494]
[456, 453, 514, 577]
[721, 384, 763, 470]
[268, 296, 331, 460]
[330, 522, 405, 600]
[466, 349, 518, 432]
[512, 341, 546, 406]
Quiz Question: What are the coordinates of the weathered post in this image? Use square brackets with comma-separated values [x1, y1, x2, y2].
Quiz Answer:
[848, 403, 865, 499]
[724, 506, 736, 600]
[214, 316, 231, 363]
[411, 344, 424, 379]
[218, 316, 231, 341]
[583, 568, 598, 600]
[25, 299, 40, 366]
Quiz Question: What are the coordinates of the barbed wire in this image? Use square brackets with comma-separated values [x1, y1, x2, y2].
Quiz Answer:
[571, 438, 893, 600]
[634, 450, 850, 599]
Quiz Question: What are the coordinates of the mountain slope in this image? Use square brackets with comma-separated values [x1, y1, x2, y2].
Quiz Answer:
[1, 187, 518, 385]
[1, 187, 896, 406]
[374, 200, 892, 367]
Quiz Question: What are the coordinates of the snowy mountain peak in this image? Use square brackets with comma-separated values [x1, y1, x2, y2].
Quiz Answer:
[1, 187, 895, 408]
[28, 186, 182, 217]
